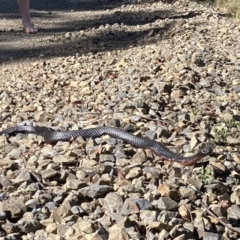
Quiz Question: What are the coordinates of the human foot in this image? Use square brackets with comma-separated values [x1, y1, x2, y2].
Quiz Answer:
[23, 23, 38, 34]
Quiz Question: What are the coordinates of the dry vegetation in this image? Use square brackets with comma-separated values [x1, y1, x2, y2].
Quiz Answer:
[201, 0, 240, 18]
[217, 0, 240, 18]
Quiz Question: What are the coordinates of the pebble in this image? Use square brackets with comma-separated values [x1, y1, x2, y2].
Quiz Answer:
[157, 197, 178, 210]
[0, 211, 7, 220]
[78, 184, 113, 198]
[25, 199, 38, 210]
[121, 198, 139, 215]
[101, 192, 123, 212]
[45, 202, 58, 212]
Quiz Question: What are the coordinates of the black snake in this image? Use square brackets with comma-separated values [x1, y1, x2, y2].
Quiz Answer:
[0, 125, 212, 166]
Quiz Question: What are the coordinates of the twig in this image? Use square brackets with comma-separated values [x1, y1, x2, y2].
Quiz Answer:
[201, 201, 240, 235]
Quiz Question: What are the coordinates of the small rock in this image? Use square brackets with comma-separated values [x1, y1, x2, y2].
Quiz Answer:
[158, 229, 169, 239]
[35, 191, 54, 204]
[70, 81, 78, 88]
[131, 151, 147, 164]
[1, 196, 27, 219]
[99, 154, 115, 163]
[7, 148, 23, 159]
[179, 186, 198, 201]
[41, 169, 58, 179]
[64, 179, 87, 190]
[108, 217, 130, 240]
[193, 58, 205, 67]
[157, 197, 178, 210]
[158, 211, 178, 223]
[190, 135, 199, 150]
[188, 178, 203, 190]
[101, 192, 123, 212]
[25, 199, 37, 210]
[171, 89, 184, 99]
[177, 234, 190, 240]
[231, 186, 240, 205]
[125, 167, 142, 179]
[232, 79, 240, 86]
[1, 222, 19, 235]
[158, 183, 171, 196]
[12, 169, 32, 184]
[140, 210, 158, 223]
[228, 204, 240, 219]
[210, 203, 227, 217]
[22, 105, 36, 112]
[71, 206, 85, 215]
[65, 32, 71, 39]
[0, 157, 12, 167]
[178, 205, 190, 220]
[26, 183, 40, 193]
[183, 222, 194, 232]
[45, 223, 57, 234]
[144, 130, 156, 140]
[121, 198, 139, 215]
[53, 155, 72, 164]
[78, 184, 113, 198]
[203, 232, 223, 240]
[158, 128, 171, 138]
[17, 219, 42, 233]
[204, 183, 228, 195]
[0, 211, 7, 220]
[148, 221, 168, 232]
[50, 201, 72, 224]
[76, 220, 95, 234]
[57, 224, 70, 237]
[45, 202, 58, 212]
[134, 198, 152, 210]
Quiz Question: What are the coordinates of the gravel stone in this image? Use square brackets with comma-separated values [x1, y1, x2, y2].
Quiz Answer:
[41, 169, 58, 180]
[101, 192, 123, 213]
[70, 206, 85, 216]
[45, 202, 58, 212]
[78, 184, 113, 198]
[25, 199, 38, 210]
[204, 183, 229, 195]
[1, 196, 27, 219]
[157, 197, 178, 210]
[17, 219, 42, 233]
[0, 211, 7, 220]
[121, 198, 139, 216]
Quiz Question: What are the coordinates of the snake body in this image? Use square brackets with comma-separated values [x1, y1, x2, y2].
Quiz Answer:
[0, 125, 212, 166]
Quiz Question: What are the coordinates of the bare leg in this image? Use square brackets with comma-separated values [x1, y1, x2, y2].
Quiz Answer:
[16, 0, 38, 34]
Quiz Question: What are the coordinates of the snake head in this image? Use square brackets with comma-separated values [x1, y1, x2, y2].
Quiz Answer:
[181, 146, 213, 166]
[199, 147, 213, 156]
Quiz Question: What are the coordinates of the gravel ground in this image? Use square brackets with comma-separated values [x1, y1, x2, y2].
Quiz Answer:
[0, 0, 240, 239]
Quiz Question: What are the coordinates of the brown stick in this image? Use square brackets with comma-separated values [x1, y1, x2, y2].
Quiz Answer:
[201, 201, 240, 235]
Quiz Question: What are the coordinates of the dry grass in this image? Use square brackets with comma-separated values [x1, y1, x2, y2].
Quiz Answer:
[216, 0, 240, 18]
[205, 0, 240, 18]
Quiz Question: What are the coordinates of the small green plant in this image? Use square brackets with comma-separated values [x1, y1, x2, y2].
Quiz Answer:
[224, 119, 240, 130]
[199, 166, 214, 185]
[192, 108, 203, 116]
[213, 127, 227, 144]
[213, 118, 240, 144]
[233, 177, 239, 186]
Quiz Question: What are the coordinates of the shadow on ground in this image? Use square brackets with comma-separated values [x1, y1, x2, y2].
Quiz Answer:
[0, 0, 202, 64]
[0, 0, 181, 12]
